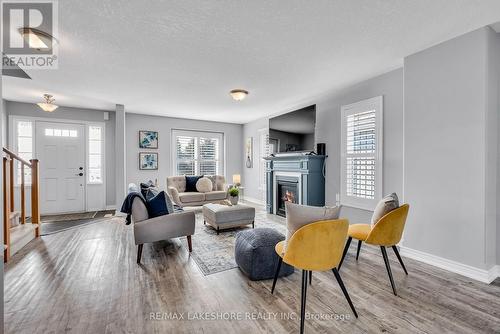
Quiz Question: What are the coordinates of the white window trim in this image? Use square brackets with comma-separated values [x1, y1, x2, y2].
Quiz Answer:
[11, 118, 34, 186]
[340, 96, 383, 211]
[171, 129, 225, 176]
[86, 123, 105, 185]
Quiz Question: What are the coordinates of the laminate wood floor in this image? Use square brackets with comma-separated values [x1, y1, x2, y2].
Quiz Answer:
[4, 209, 500, 334]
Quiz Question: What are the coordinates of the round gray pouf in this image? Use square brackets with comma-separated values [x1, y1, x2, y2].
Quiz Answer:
[235, 228, 294, 281]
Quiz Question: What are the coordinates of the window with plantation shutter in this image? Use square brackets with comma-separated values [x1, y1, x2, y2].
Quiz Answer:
[172, 130, 223, 176]
[340, 96, 383, 210]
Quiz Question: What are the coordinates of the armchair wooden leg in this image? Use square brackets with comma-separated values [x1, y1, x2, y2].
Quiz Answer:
[332, 268, 358, 318]
[187, 235, 192, 252]
[356, 240, 362, 260]
[137, 244, 143, 264]
[300, 269, 309, 334]
[338, 237, 352, 270]
[381, 246, 397, 296]
[392, 246, 408, 275]
[271, 257, 282, 294]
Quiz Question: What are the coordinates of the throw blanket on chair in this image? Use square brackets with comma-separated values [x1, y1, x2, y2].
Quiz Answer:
[120, 192, 147, 225]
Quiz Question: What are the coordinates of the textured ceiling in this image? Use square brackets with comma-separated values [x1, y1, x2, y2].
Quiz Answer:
[4, 0, 500, 123]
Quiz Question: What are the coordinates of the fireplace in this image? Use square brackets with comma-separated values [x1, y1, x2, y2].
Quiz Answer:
[265, 155, 325, 215]
[276, 177, 299, 217]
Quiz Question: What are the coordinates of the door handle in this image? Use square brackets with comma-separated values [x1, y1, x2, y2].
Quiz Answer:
[76, 173, 84, 176]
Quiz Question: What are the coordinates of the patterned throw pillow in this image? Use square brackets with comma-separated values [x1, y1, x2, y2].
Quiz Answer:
[196, 177, 213, 193]
[205, 175, 217, 191]
[371, 193, 399, 226]
[140, 181, 159, 200]
[283, 202, 341, 254]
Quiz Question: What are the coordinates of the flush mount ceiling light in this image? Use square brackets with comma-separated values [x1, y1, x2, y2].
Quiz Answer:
[37, 94, 58, 112]
[18, 27, 58, 51]
[229, 89, 249, 101]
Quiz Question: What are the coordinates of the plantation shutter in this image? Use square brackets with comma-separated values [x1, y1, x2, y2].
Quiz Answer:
[345, 110, 376, 199]
[173, 130, 223, 176]
[340, 96, 383, 210]
[175, 135, 196, 176]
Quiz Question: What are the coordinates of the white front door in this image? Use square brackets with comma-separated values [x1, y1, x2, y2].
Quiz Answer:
[36, 122, 86, 214]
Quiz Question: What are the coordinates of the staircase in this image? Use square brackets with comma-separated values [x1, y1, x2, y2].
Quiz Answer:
[3, 147, 40, 262]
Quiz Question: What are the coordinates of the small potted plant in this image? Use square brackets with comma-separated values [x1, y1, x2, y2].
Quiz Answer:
[228, 186, 239, 205]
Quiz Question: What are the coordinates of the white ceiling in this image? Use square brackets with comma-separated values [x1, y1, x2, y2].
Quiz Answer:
[4, 0, 500, 124]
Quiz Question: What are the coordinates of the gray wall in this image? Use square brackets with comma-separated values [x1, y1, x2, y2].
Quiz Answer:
[125, 113, 243, 190]
[404, 27, 497, 269]
[242, 117, 269, 202]
[4, 101, 116, 206]
[243, 68, 404, 225]
[496, 32, 500, 266]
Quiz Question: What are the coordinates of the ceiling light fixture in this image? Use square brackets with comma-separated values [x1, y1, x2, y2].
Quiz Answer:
[18, 27, 58, 51]
[229, 89, 249, 101]
[37, 94, 58, 112]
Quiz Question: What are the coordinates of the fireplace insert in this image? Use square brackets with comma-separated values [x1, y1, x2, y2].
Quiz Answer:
[276, 178, 299, 217]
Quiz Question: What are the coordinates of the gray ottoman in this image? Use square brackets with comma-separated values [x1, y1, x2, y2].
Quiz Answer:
[203, 203, 255, 234]
[235, 228, 294, 281]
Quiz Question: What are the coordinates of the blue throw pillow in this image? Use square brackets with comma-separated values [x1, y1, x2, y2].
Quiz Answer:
[185, 175, 203, 192]
[146, 191, 169, 218]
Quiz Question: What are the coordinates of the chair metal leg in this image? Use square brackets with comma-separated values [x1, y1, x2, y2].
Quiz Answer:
[271, 257, 283, 294]
[338, 237, 352, 270]
[332, 268, 358, 318]
[187, 235, 192, 252]
[356, 240, 362, 260]
[136, 244, 143, 264]
[300, 270, 308, 334]
[309, 270, 312, 285]
[392, 246, 408, 275]
[380, 246, 397, 296]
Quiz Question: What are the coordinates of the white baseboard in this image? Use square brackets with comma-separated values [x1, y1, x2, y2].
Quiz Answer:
[243, 196, 265, 206]
[489, 265, 500, 283]
[399, 246, 499, 284]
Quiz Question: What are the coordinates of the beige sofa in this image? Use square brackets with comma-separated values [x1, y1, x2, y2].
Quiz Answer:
[167, 175, 228, 207]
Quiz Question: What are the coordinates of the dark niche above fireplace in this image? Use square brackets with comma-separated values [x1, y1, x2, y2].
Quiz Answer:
[276, 177, 299, 217]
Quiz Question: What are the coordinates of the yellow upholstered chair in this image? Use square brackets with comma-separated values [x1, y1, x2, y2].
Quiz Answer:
[271, 219, 358, 334]
[338, 204, 410, 296]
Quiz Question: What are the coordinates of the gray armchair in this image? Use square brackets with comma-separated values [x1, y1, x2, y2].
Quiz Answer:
[130, 195, 195, 263]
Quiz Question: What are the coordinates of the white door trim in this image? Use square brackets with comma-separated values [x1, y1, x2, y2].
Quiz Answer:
[9, 115, 106, 212]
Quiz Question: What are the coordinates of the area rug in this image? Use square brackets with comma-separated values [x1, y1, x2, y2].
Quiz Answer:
[184, 210, 286, 276]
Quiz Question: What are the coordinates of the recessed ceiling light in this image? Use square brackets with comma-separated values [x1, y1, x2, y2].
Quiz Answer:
[18, 27, 58, 51]
[229, 89, 249, 101]
[37, 94, 58, 112]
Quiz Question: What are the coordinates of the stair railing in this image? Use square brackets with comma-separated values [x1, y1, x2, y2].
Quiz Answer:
[3, 147, 40, 262]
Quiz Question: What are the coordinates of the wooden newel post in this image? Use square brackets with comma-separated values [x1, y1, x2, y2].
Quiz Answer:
[21, 163, 26, 224]
[9, 156, 14, 213]
[30, 159, 40, 237]
[3, 157, 11, 262]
